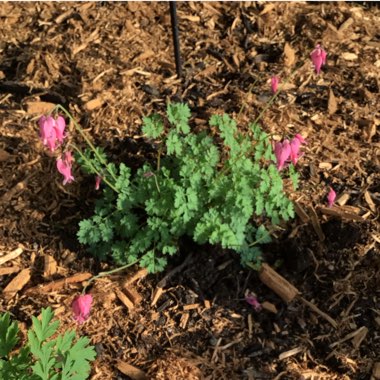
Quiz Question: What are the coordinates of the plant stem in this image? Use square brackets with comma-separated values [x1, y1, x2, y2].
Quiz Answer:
[82, 259, 139, 293]
[55, 105, 118, 182]
[67, 143, 119, 193]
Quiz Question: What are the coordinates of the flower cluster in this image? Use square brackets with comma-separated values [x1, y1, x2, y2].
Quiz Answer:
[269, 44, 327, 93]
[274, 134, 306, 171]
[39, 115, 66, 152]
[39, 114, 75, 185]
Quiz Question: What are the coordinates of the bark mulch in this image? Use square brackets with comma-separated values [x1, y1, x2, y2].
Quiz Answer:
[0, 2, 379, 379]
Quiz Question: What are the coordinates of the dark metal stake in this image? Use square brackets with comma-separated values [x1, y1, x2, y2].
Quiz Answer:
[170, 2, 182, 78]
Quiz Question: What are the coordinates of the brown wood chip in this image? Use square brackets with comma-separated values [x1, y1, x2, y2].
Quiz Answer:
[116, 288, 135, 311]
[43, 254, 57, 279]
[0, 266, 20, 276]
[319, 206, 364, 221]
[3, 268, 31, 299]
[259, 264, 300, 303]
[26, 101, 55, 115]
[308, 205, 325, 241]
[116, 360, 147, 380]
[373, 362, 380, 379]
[25, 272, 92, 294]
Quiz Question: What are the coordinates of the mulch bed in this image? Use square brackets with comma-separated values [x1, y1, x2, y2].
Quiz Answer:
[0, 2, 379, 379]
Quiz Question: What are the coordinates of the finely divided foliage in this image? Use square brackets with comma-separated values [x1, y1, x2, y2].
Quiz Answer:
[77, 103, 296, 273]
[0, 308, 96, 380]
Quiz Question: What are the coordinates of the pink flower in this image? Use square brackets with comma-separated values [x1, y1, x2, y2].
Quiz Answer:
[245, 294, 262, 312]
[54, 116, 66, 143]
[39, 116, 53, 144]
[271, 76, 280, 94]
[38, 115, 66, 151]
[95, 176, 102, 190]
[327, 187, 336, 207]
[46, 127, 57, 152]
[289, 134, 306, 165]
[310, 44, 327, 74]
[57, 152, 74, 185]
[274, 139, 291, 171]
[72, 294, 93, 324]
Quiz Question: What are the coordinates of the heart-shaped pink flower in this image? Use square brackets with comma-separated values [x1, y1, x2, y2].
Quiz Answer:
[57, 153, 74, 185]
[310, 44, 327, 74]
[72, 294, 93, 324]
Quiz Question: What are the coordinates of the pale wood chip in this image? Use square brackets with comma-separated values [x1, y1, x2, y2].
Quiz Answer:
[183, 303, 200, 311]
[330, 326, 367, 348]
[84, 98, 104, 111]
[336, 193, 350, 206]
[124, 268, 148, 286]
[342, 52, 358, 60]
[352, 326, 368, 349]
[0, 266, 20, 276]
[283, 42, 296, 67]
[26, 102, 55, 115]
[180, 312, 190, 329]
[116, 360, 147, 380]
[328, 88, 338, 115]
[260, 3, 276, 15]
[3, 268, 31, 299]
[151, 286, 164, 307]
[338, 17, 354, 32]
[319, 162, 333, 170]
[278, 346, 303, 360]
[0, 246, 23, 266]
[364, 190, 377, 212]
[261, 301, 278, 314]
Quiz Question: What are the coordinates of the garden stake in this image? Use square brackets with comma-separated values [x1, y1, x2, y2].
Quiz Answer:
[170, 1, 182, 78]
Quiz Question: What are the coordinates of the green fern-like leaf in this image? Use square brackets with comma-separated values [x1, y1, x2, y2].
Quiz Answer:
[167, 103, 191, 134]
[0, 313, 19, 358]
[142, 114, 165, 139]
